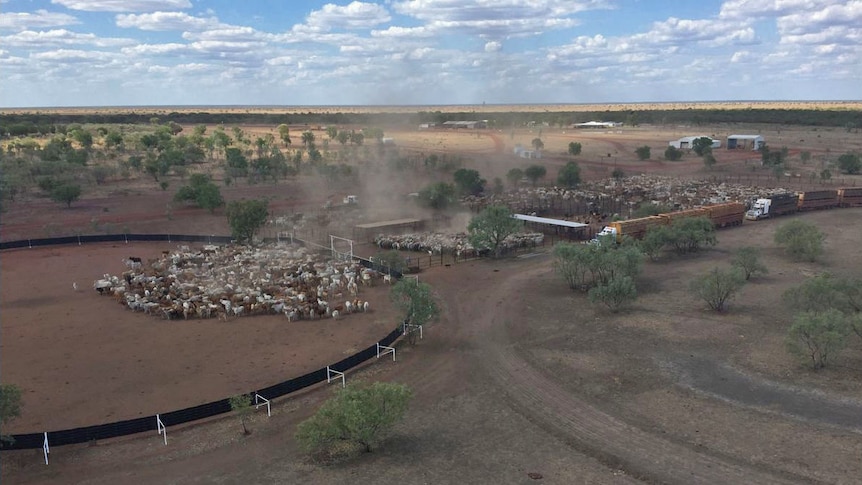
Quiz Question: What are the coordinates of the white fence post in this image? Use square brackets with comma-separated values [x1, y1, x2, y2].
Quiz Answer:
[156, 414, 167, 445]
[376, 343, 396, 361]
[254, 393, 271, 417]
[42, 432, 49, 465]
[326, 366, 345, 388]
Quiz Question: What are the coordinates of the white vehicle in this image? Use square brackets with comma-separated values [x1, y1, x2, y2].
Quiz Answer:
[343, 195, 358, 205]
[745, 198, 772, 220]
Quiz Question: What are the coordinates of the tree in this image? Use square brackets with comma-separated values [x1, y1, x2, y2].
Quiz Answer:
[277, 124, 291, 147]
[702, 153, 717, 170]
[391, 280, 440, 345]
[326, 126, 338, 140]
[506, 168, 524, 188]
[690, 267, 746, 312]
[524, 164, 546, 186]
[635, 145, 651, 160]
[467, 205, 522, 258]
[664, 146, 683, 161]
[229, 394, 253, 435]
[225, 147, 249, 177]
[786, 310, 851, 369]
[589, 276, 637, 313]
[837, 153, 861, 174]
[226, 199, 269, 244]
[556, 161, 581, 188]
[665, 216, 717, 254]
[731, 246, 768, 280]
[531, 137, 544, 151]
[104, 130, 125, 150]
[301, 131, 315, 149]
[70, 129, 94, 150]
[774, 220, 824, 262]
[639, 226, 669, 261]
[632, 202, 670, 218]
[611, 168, 625, 180]
[567, 141, 582, 156]
[692, 137, 714, 156]
[295, 382, 413, 454]
[174, 174, 224, 213]
[417, 182, 455, 210]
[782, 273, 860, 315]
[554, 242, 643, 291]
[50, 184, 82, 208]
[452, 168, 486, 196]
[0, 384, 22, 445]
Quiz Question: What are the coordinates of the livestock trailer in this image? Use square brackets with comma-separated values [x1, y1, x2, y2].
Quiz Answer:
[798, 190, 840, 211]
[768, 193, 801, 216]
[706, 202, 745, 227]
[838, 187, 862, 207]
[607, 216, 667, 241]
[658, 207, 710, 225]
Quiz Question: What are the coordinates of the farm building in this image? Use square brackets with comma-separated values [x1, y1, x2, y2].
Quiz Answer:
[727, 134, 765, 150]
[573, 121, 622, 129]
[441, 120, 488, 129]
[514, 213, 589, 239]
[513, 144, 542, 159]
[669, 136, 721, 149]
[418, 123, 437, 130]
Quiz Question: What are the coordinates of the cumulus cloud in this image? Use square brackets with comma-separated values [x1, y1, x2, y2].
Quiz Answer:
[1, 29, 135, 48]
[31, 48, 117, 61]
[116, 11, 220, 31]
[0, 9, 80, 31]
[50, 0, 191, 12]
[484, 41, 501, 52]
[302, 1, 391, 32]
[777, 1, 862, 35]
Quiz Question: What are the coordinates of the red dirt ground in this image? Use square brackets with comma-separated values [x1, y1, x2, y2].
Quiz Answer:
[0, 242, 400, 432]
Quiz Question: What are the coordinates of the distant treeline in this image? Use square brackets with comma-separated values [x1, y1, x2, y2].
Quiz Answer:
[1, 108, 860, 137]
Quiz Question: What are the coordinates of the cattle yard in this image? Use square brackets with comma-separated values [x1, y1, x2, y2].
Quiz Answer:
[2, 111, 862, 484]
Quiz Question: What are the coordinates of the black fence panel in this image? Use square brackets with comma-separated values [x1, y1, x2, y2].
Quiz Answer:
[159, 400, 232, 427]
[256, 368, 328, 401]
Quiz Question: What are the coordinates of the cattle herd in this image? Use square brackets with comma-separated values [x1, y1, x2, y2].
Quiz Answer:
[94, 243, 380, 321]
[374, 231, 545, 256]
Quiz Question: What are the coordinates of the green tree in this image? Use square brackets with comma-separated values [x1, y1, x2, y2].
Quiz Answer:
[774, 220, 824, 262]
[690, 267, 746, 312]
[326, 126, 338, 141]
[635, 145, 651, 160]
[104, 130, 125, 150]
[556, 161, 581, 188]
[554, 242, 643, 290]
[567, 141, 582, 156]
[225, 147, 249, 178]
[531, 137, 544, 151]
[731, 246, 768, 280]
[786, 310, 851, 369]
[277, 124, 291, 147]
[837, 153, 861, 174]
[665, 216, 717, 254]
[639, 226, 669, 261]
[174, 174, 224, 213]
[467, 205, 522, 258]
[506, 168, 524, 188]
[337, 130, 350, 146]
[524, 164, 546, 186]
[611, 168, 625, 180]
[70, 129, 94, 150]
[417, 182, 456, 210]
[782, 273, 861, 315]
[589, 275, 637, 313]
[664, 146, 683, 161]
[50, 184, 82, 208]
[301, 131, 315, 149]
[452, 168, 486, 196]
[632, 202, 670, 218]
[692, 137, 714, 156]
[391, 280, 440, 345]
[229, 394, 253, 435]
[296, 382, 413, 454]
[703, 153, 717, 170]
[0, 384, 22, 445]
[226, 199, 269, 244]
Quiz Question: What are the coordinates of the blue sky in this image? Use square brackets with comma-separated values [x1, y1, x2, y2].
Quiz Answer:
[0, 0, 860, 107]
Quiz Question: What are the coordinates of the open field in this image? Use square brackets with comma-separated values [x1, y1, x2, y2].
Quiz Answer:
[3, 100, 862, 116]
[3, 112, 862, 484]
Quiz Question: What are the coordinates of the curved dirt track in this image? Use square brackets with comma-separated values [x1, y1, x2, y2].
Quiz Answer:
[431, 258, 806, 485]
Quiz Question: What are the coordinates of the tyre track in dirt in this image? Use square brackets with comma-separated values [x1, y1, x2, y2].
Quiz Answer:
[431, 259, 808, 485]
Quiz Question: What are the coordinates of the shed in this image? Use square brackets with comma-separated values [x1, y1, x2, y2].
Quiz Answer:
[727, 134, 764, 150]
[513, 213, 588, 239]
[669, 136, 721, 149]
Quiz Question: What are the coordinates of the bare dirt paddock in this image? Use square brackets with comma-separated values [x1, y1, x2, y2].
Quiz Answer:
[0, 242, 399, 432]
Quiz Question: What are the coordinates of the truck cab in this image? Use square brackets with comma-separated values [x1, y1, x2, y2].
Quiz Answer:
[745, 198, 771, 220]
[591, 226, 619, 245]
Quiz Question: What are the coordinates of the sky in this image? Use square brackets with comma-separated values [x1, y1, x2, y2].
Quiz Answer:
[0, 0, 860, 107]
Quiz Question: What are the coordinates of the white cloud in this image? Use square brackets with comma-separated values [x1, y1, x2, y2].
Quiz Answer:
[50, 0, 191, 12]
[1, 29, 135, 48]
[718, 0, 833, 20]
[116, 11, 220, 31]
[31, 48, 117, 61]
[484, 41, 501, 52]
[0, 9, 80, 31]
[777, 1, 862, 35]
[302, 1, 391, 32]
[120, 42, 187, 55]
